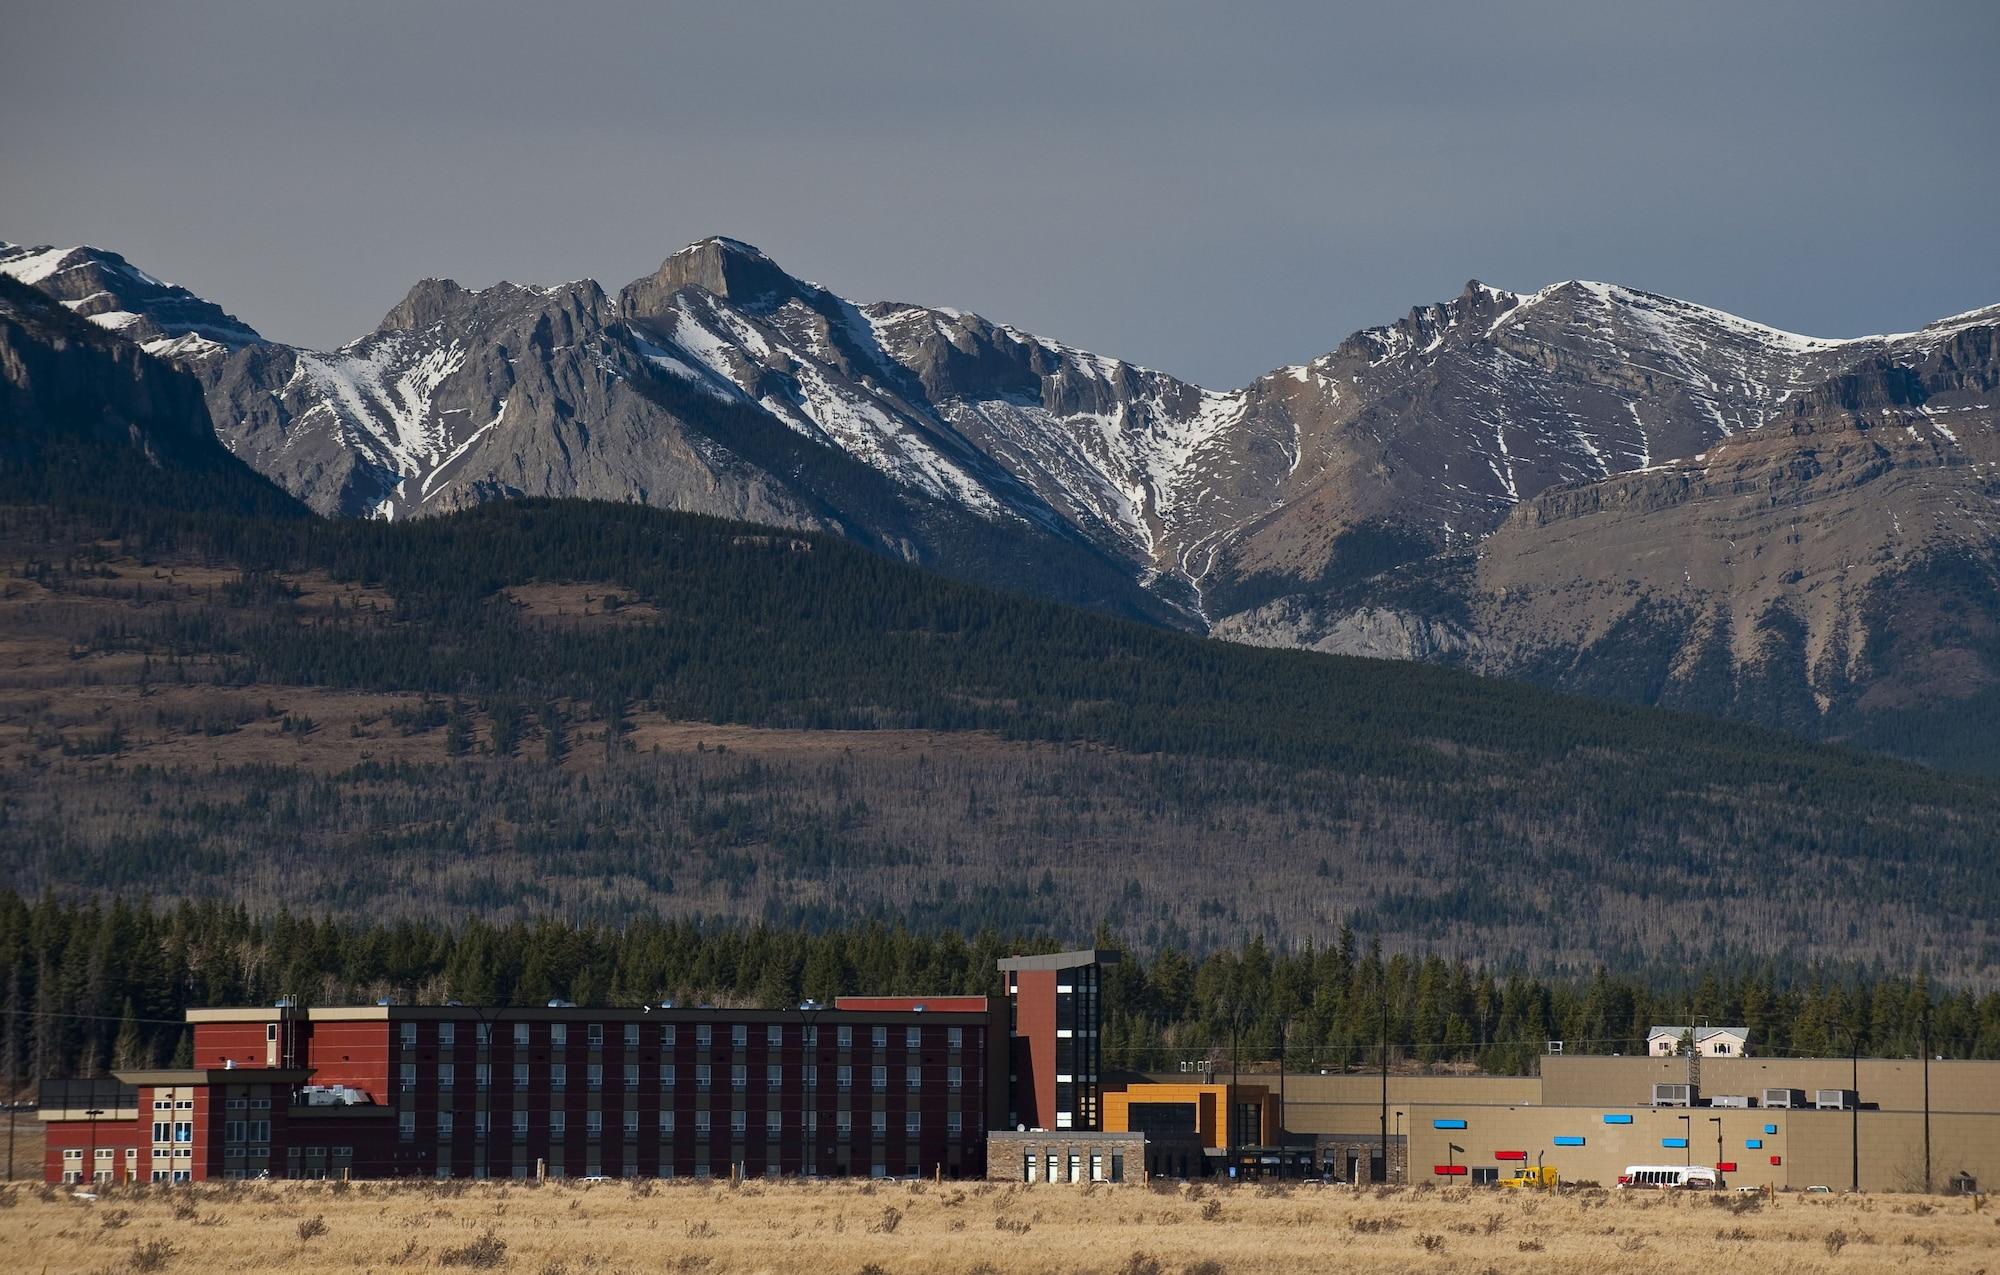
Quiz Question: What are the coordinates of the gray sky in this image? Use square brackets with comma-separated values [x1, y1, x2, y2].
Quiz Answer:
[3, 1, 1995, 387]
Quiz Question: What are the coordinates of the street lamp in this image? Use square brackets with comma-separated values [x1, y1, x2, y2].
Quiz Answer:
[798, 1001, 826, 1179]
[1677, 1114, 1690, 1166]
[1708, 1116, 1723, 1175]
[1393, 1111, 1403, 1186]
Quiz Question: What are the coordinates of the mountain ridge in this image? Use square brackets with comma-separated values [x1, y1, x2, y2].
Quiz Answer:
[5, 233, 1994, 764]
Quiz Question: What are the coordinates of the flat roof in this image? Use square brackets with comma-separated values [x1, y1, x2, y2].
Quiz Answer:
[191, 1003, 993, 1025]
[997, 948, 1121, 972]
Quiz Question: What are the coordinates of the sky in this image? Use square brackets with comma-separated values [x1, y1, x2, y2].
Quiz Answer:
[2, 1, 1996, 388]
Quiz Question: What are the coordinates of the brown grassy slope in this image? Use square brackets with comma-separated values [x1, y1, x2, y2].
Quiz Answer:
[1, 1178, 1994, 1275]
[2, 538, 1988, 969]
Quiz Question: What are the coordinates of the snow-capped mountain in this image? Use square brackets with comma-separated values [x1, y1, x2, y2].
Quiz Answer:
[0, 243, 262, 362]
[9, 231, 1997, 762]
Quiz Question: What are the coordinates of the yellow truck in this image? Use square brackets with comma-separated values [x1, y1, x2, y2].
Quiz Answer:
[1499, 1165, 1559, 1190]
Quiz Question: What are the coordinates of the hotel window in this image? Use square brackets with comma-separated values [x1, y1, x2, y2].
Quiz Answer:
[948, 1112, 963, 1137]
[837, 1025, 852, 1049]
[730, 1111, 747, 1136]
[475, 1111, 489, 1135]
[871, 1111, 887, 1136]
[696, 1025, 711, 1049]
[836, 1111, 853, 1136]
[513, 1111, 530, 1140]
[551, 1023, 568, 1048]
[513, 1063, 530, 1091]
[947, 1066, 962, 1090]
[662, 1025, 676, 1048]
[905, 1027, 921, 1050]
[174, 1122, 193, 1143]
[401, 1022, 417, 1049]
[948, 1027, 963, 1050]
[226, 1098, 245, 1111]
[767, 1025, 783, 1048]
[624, 1064, 639, 1091]
[399, 1112, 416, 1143]
[659, 1110, 675, 1134]
[587, 1063, 603, 1091]
[438, 1063, 455, 1090]
[586, 1111, 602, 1138]
[695, 1065, 711, 1091]
[661, 1065, 676, 1091]
[804, 1024, 818, 1047]
[730, 1064, 746, 1091]
[624, 1111, 639, 1139]
[766, 1111, 782, 1138]
[587, 1023, 604, 1047]
[732, 1025, 748, 1050]
[399, 1063, 417, 1092]
[872, 1026, 887, 1049]
[475, 1063, 491, 1091]
[251, 1119, 270, 1143]
[905, 1112, 921, 1137]
[906, 1065, 921, 1090]
[514, 1023, 531, 1048]
[476, 1022, 491, 1046]
[438, 1022, 455, 1048]
[695, 1111, 711, 1135]
[803, 1064, 818, 1091]
[837, 1065, 852, 1091]
[225, 1120, 246, 1143]
[766, 1065, 782, 1092]
[871, 1066, 887, 1092]
[551, 1111, 567, 1137]
[806, 1111, 819, 1134]
[152, 1121, 171, 1143]
[550, 1063, 567, 1091]
[438, 1112, 454, 1137]
[624, 1023, 639, 1048]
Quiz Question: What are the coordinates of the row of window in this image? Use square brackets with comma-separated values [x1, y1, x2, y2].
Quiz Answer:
[397, 1108, 967, 1142]
[400, 1022, 967, 1052]
[400, 1061, 966, 1093]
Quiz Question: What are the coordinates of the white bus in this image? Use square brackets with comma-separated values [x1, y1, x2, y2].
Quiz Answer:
[1618, 1165, 1721, 1189]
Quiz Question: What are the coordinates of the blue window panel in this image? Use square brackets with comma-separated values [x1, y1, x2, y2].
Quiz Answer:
[1602, 1114, 1633, 1125]
[1663, 1138, 1688, 1148]
[1433, 1119, 1467, 1130]
[1553, 1136, 1585, 1147]
[1746, 1139, 1763, 1149]
[1764, 1124, 1778, 1135]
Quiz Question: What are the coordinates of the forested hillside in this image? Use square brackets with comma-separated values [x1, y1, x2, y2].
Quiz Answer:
[6, 894, 1997, 1091]
[4, 498, 1999, 975]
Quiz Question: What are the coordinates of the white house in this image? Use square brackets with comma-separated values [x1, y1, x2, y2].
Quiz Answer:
[1646, 1025, 1750, 1057]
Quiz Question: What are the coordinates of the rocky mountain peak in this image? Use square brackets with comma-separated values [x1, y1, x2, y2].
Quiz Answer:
[0, 241, 261, 361]
[619, 236, 802, 318]
[377, 277, 471, 333]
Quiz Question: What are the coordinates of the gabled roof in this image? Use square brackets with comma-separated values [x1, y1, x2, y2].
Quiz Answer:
[1646, 1024, 1749, 1040]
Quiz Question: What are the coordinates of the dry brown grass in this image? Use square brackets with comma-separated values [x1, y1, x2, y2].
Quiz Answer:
[0, 1178, 1993, 1274]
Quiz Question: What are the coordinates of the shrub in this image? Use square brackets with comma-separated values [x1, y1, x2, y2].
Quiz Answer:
[1417, 1234, 1446, 1253]
[440, 1231, 508, 1268]
[1115, 1254, 1164, 1275]
[1824, 1228, 1849, 1256]
[130, 1239, 178, 1272]
[869, 1206, 902, 1234]
[1199, 1198, 1222, 1221]
[1183, 1261, 1227, 1275]
[297, 1213, 328, 1242]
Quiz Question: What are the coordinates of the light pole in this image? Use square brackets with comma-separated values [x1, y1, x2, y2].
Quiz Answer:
[1393, 1110, 1403, 1186]
[1708, 1116, 1722, 1175]
[1377, 983, 1389, 1184]
[798, 1001, 826, 1179]
[1677, 1114, 1690, 1166]
[1850, 1031, 1860, 1193]
[1912, 1007, 1928, 1199]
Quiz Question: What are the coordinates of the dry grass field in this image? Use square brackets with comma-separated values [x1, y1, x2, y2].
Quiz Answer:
[1, 1177, 1994, 1275]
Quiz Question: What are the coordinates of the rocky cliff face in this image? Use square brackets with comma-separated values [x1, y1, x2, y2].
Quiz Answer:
[0, 275, 298, 515]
